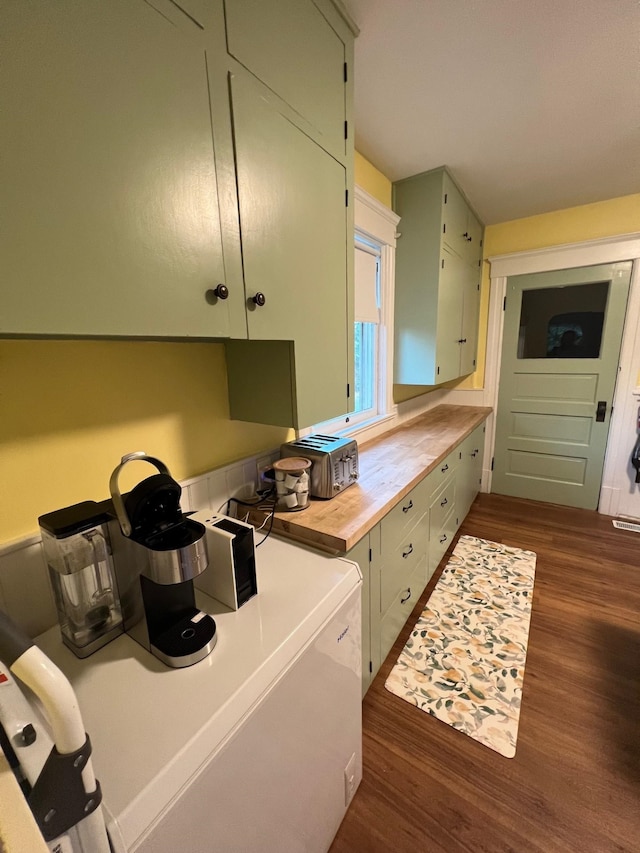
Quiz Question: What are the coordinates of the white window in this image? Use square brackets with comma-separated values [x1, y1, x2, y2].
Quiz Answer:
[311, 186, 400, 438]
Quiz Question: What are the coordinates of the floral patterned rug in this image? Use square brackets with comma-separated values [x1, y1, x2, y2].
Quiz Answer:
[384, 535, 536, 758]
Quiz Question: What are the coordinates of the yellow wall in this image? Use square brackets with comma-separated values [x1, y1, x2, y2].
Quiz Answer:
[354, 151, 392, 207]
[0, 340, 290, 543]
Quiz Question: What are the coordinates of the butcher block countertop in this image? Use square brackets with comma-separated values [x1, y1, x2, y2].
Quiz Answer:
[260, 404, 491, 554]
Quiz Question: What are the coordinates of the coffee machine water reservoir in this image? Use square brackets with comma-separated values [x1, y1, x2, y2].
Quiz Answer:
[39, 503, 124, 658]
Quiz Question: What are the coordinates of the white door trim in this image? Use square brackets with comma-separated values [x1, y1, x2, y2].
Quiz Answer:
[484, 232, 640, 510]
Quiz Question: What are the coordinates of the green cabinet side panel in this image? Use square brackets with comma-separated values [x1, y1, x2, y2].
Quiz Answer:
[346, 536, 372, 698]
[225, 339, 295, 427]
[1, 1, 230, 338]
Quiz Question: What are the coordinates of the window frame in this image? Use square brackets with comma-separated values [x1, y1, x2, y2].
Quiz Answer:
[307, 185, 400, 439]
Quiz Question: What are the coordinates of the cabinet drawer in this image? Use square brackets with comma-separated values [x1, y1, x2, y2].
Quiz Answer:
[380, 478, 430, 560]
[429, 475, 456, 535]
[429, 506, 459, 578]
[379, 557, 428, 665]
[428, 448, 459, 496]
[380, 512, 429, 616]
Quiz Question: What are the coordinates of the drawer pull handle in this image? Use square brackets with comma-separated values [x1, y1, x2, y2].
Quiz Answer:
[402, 500, 413, 513]
[402, 544, 414, 558]
[440, 497, 448, 507]
[439, 534, 447, 544]
[470, 450, 478, 457]
[400, 588, 411, 604]
[441, 464, 449, 473]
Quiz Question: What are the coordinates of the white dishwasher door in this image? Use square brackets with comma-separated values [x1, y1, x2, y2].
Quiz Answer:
[135, 585, 362, 853]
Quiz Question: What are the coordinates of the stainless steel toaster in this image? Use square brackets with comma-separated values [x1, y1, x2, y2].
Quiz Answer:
[279, 435, 359, 498]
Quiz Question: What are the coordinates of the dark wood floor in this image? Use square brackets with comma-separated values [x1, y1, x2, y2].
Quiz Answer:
[330, 493, 640, 853]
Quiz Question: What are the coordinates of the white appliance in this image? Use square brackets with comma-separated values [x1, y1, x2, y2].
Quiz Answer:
[33, 519, 363, 853]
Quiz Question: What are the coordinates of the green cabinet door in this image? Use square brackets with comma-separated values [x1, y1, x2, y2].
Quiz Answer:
[1, 0, 230, 339]
[435, 247, 465, 383]
[225, 71, 350, 428]
[224, 0, 347, 159]
[460, 269, 481, 376]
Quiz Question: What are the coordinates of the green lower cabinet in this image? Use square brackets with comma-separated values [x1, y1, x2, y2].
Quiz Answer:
[357, 424, 487, 695]
[456, 424, 486, 519]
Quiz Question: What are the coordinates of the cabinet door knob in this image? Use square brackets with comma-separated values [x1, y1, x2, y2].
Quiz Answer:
[458, 338, 467, 344]
[439, 534, 447, 544]
[252, 292, 266, 307]
[440, 497, 448, 507]
[400, 588, 411, 604]
[441, 464, 448, 473]
[402, 500, 413, 513]
[213, 284, 229, 300]
[402, 544, 413, 558]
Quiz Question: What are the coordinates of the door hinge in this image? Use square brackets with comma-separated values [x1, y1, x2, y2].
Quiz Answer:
[369, 661, 373, 674]
[437, 365, 440, 375]
[369, 548, 372, 562]
[443, 223, 446, 234]
[344, 62, 348, 82]
[347, 382, 350, 398]
[477, 282, 480, 290]
[444, 193, 448, 203]
[344, 120, 348, 140]
[491, 456, 495, 471]
[503, 296, 506, 310]
[441, 258, 445, 269]
[345, 189, 349, 207]
[473, 358, 476, 366]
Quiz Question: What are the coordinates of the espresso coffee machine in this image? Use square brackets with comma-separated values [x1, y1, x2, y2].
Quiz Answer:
[39, 452, 217, 668]
[107, 452, 217, 668]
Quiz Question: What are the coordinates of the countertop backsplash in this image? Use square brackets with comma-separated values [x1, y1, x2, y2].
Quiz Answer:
[0, 448, 279, 640]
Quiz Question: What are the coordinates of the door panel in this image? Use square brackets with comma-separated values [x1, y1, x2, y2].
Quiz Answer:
[492, 262, 632, 509]
[510, 412, 593, 445]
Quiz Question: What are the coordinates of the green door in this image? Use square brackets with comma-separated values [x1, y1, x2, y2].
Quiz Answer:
[492, 262, 632, 510]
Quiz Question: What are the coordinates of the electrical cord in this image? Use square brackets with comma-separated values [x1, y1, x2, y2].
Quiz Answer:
[255, 497, 278, 548]
[222, 487, 279, 547]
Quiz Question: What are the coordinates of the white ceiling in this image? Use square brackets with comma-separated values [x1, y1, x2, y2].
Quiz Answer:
[341, 0, 640, 224]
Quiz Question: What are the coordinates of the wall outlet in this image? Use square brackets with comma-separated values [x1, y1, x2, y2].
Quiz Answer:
[344, 752, 357, 806]
[256, 456, 276, 492]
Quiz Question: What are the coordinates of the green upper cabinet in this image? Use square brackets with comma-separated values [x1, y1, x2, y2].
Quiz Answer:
[393, 166, 483, 386]
[1, 0, 237, 339]
[223, 0, 347, 161]
[1, 0, 355, 429]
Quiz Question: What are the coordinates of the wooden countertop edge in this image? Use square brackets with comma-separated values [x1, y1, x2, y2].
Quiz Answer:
[252, 405, 492, 555]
